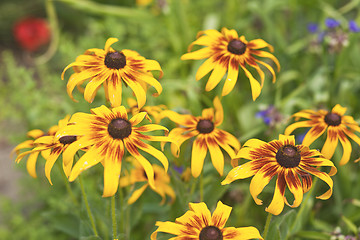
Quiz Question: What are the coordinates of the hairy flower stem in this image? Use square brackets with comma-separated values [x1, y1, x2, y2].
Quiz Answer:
[200, 171, 204, 202]
[111, 195, 117, 239]
[262, 212, 273, 240]
[79, 176, 99, 236]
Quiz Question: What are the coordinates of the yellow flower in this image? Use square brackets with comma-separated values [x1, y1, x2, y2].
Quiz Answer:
[151, 201, 263, 240]
[14, 116, 78, 183]
[126, 97, 167, 123]
[181, 27, 280, 100]
[120, 157, 175, 204]
[62, 38, 163, 108]
[162, 96, 240, 178]
[285, 104, 360, 165]
[222, 135, 337, 215]
[55, 105, 172, 197]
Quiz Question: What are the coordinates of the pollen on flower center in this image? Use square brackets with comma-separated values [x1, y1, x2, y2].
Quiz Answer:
[276, 145, 301, 168]
[199, 226, 223, 240]
[59, 136, 77, 145]
[104, 51, 126, 69]
[196, 119, 214, 134]
[108, 118, 132, 139]
[324, 112, 341, 126]
[227, 39, 247, 55]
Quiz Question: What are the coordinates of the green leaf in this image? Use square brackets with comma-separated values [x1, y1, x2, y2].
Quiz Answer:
[295, 231, 331, 240]
[341, 215, 358, 235]
[80, 236, 102, 240]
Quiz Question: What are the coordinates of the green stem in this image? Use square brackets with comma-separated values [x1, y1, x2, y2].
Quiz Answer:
[111, 195, 117, 239]
[56, 162, 78, 207]
[35, 0, 59, 65]
[79, 176, 99, 237]
[118, 188, 125, 238]
[262, 212, 273, 240]
[200, 171, 204, 202]
[286, 177, 319, 239]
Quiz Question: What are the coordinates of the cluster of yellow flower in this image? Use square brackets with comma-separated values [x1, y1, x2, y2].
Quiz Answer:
[13, 27, 360, 239]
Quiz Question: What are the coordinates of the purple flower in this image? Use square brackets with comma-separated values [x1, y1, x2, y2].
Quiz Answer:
[325, 18, 340, 28]
[307, 23, 319, 33]
[349, 20, 360, 32]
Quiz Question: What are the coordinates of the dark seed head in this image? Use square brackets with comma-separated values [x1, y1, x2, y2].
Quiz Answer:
[199, 226, 223, 240]
[324, 112, 341, 126]
[196, 119, 214, 134]
[104, 51, 126, 69]
[227, 39, 247, 55]
[107, 118, 132, 139]
[276, 145, 301, 168]
[59, 136, 77, 145]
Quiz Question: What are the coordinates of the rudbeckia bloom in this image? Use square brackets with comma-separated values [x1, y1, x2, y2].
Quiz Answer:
[151, 201, 263, 240]
[127, 97, 166, 123]
[285, 104, 360, 165]
[222, 135, 337, 215]
[62, 37, 163, 108]
[55, 105, 172, 197]
[162, 97, 240, 178]
[14, 116, 78, 183]
[181, 27, 280, 100]
[120, 157, 175, 204]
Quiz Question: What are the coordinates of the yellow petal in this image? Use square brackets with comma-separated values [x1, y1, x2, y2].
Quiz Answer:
[26, 152, 40, 178]
[249, 165, 276, 205]
[240, 65, 262, 101]
[284, 169, 303, 208]
[129, 112, 148, 126]
[211, 201, 232, 229]
[284, 120, 314, 136]
[339, 134, 352, 165]
[127, 184, 148, 204]
[124, 77, 147, 109]
[265, 175, 285, 215]
[69, 147, 103, 181]
[191, 136, 208, 178]
[222, 63, 239, 96]
[104, 38, 119, 52]
[205, 64, 227, 92]
[213, 96, 223, 126]
[181, 47, 212, 60]
[102, 158, 122, 197]
[107, 75, 123, 108]
[223, 226, 264, 240]
[188, 202, 212, 227]
[332, 104, 347, 116]
[248, 38, 274, 52]
[206, 136, 224, 176]
[221, 161, 257, 185]
[161, 110, 197, 127]
[45, 150, 62, 185]
[321, 127, 339, 159]
[195, 57, 216, 81]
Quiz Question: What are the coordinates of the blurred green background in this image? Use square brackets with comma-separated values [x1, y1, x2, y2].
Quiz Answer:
[1, 0, 360, 239]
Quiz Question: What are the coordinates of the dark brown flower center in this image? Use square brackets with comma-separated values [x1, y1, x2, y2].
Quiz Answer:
[108, 118, 132, 139]
[276, 145, 301, 168]
[104, 51, 126, 69]
[196, 119, 214, 134]
[59, 136, 77, 145]
[199, 226, 223, 240]
[324, 112, 341, 126]
[227, 39, 247, 55]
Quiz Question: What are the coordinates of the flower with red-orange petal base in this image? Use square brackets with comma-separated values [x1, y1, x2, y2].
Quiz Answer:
[151, 201, 263, 240]
[285, 104, 360, 165]
[162, 96, 240, 178]
[55, 105, 173, 197]
[181, 27, 280, 100]
[62, 38, 163, 108]
[222, 134, 337, 215]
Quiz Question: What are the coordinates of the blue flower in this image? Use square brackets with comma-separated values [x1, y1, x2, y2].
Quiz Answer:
[325, 18, 340, 28]
[307, 23, 319, 33]
[349, 20, 360, 32]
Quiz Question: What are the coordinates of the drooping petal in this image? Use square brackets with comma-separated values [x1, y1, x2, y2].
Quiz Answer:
[123, 77, 147, 109]
[301, 165, 333, 200]
[69, 146, 103, 181]
[161, 110, 198, 127]
[129, 112, 148, 126]
[222, 63, 239, 96]
[321, 127, 339, 159]
[284, 169, 303, 208]
[205, 63, 227, 91]
[102, 157, 122, 197]
[104, 38, 119, 52]
[206, 135, 224, 176]
[240, 64, 262, 101]
[250, 164, 278, 205]
[107, 75, 123, 108]
[151, 221, 193, 240]
[213, 96, 223, 126]
[195, 57, 217, 81]
[26, 152, 40, 178]
[265, 173, 286, 215]
[127, 184, 148, 204]
[338, 133, 352, 165]
[302, 124, 327, 146]
[191, 135, 208, 178]
[45, 150, 62, 185]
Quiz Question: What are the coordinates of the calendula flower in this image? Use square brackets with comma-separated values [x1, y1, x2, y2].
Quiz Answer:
[62, 38, 163, 108]
[181, 27, 280, 100]
[127, 97, 166, 123]
[55, 105, 173, 197]
[222, 134, 337, 215]
[14, 116, 78, 183]
[151, 201, 263, 240]
[162, 97, 240, 178]
[285, 104, 360, 165]
[120, 157, 175, 204]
